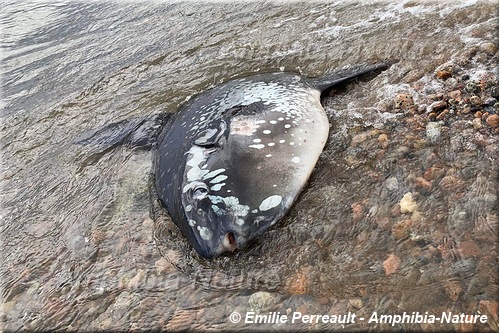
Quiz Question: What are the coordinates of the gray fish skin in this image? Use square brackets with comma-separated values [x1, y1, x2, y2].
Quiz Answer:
[155, 62, 391, 258]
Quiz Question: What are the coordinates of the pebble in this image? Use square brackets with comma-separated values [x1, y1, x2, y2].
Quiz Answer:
[457, 240, 481, 258]
[423, 167, 445, 181]
[479, 300, 499, 322]
[378, 133, 389, 149]
[439, 175, 465, 193]
[443, 279, 462, 302]
[469, 95, 482, 105]
[127, 269, 146, 289]
[464, 81, 480, 94]
[436, 109, 449, 120]
[415, 176, 432, 190]
[351, 202, 365, 223]
[479, 42, 497, 55]
[249, 291, 275, 311]
[472, 117, 482, 129]
[286, 269, 309, 295]
[448, 90, 462, 101]
[461, 106, 472, 114]
[444, 77, 458, 90]
[392, 219, 412, 240]
[383, 254, 402, 275]
[399, 192, 417, 214]
[430, 100, 447, 112]
[155, 258, 175, 274]
[436, 68, 452, 80]
[491, 86, 499, 99]
[486, 114, 499, 128]
[385, 177, 399, 190]
[394, 93, 414, 110]
[426, 122, 442, 143]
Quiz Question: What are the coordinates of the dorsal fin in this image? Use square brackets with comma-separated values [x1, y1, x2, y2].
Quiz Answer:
[307, 60, 395, 92]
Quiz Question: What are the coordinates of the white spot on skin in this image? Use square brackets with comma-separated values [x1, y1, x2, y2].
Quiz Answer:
[292, 156, 301, 163]
[189, 220, 196, 226]
[259, 195, 283, 211]
[251, 209, 259, 214]
[197, 226, 213, 240]
[278, 117, 284, 121]
[211, 183, 226, 191]
[203, 168, 226, 180]
[273, 184, 277, 187]
[263, 130, 271, 134]
[269, 120, 277, 124]
[266, 154, 272, 157]
[284, 124, 291, 129]
[253, 138, 262, 143]
[212, 204, 224, 215]
[290, 142, 295, 145]
[268, 142, 275, 146]
[249, 144, 265, 149]
[185, 205, 192, 212]
[209, 195, 249, 217]
[236, 219, 245, 226]
[279, 139, 286, 143]
[210, 175, 228, 184]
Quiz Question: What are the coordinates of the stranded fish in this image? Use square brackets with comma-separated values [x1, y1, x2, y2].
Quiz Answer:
[75, 62, 391, 258]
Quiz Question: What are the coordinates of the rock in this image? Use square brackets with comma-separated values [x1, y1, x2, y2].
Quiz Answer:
[443, 279, 462, 302]
[486, 114, 499, 128]
[439, 175, 465, 192]
[394, 93, 414, 110]
[128, 269, 146, 289]
[392, 219, 412, 240]
[351, 132, 370, 145]
[415, 176, 432, 190]
[465, 81, 480, 94]
[385, 177, 399, 190]
[351, 202, 365, 223]
[378, 133, 389, 149]
[436, 68, 452, 80]
[430, 100, 447, 112]
[428, 93, 444, 101]
[461, 106, 472, 114]
[426, 122, 442, 143]
[400, 192, 417, 213]
[469, 95, 482, 105]
[479, 300, 499, 322]
[458, 240, 481, 258]
[391, 203, 401, 217]
[473, 118, 483, 129]
[249, 291, 275, 311]
[349, 298, 363, 309]
[436, 109, 449, 120]
[286, 268, 309, 295]
[444, 77, 458, 90]
[155, 258, 175, 275]
[383, 254, 402, 275]
[448, 90, 462, 101]
[491, 85, 499, 99]
[484, 97, 497, 105]
[479, 42, 497, 55]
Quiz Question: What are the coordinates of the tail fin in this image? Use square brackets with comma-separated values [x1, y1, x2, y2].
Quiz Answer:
[308, 60, 396, 92]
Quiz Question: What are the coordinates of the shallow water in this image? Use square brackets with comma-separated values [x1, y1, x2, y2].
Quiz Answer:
[1, 1, 498, 331]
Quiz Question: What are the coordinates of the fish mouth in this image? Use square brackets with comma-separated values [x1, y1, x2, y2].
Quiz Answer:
[222, 231, 238, 252]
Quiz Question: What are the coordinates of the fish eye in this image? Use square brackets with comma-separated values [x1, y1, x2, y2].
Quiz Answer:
[192, 184, 209, 200]
[197, 142, 219, 154]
